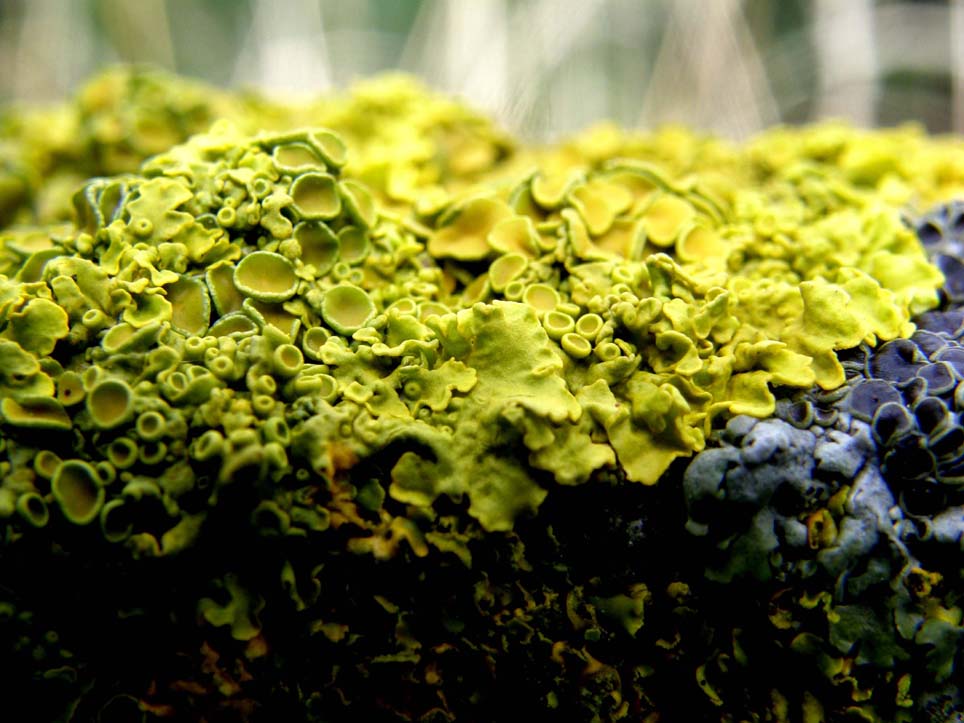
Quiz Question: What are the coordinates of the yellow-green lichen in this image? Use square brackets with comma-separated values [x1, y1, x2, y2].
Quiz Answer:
[0, 90, 953, 551]
[1, 395, 72, 430]
[51, 459, 105, 525]
[86, 378, 135, 429]
[0, 109, 949, 534]
[234, 252, 299, 303]
[1, 67, 961, 723]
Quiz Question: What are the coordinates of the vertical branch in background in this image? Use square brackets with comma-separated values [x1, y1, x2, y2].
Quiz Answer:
[11, 0, 96, 101]
[605, 0, 664, 133]
[161, 0, 251, 87]
[398, 0, 448, 84]
[696, 0, 778, 137]
[0, 1, 22, 101]
[232, 0, 332, 94]
[952, 0, 964, 132]
[399, 0, 507, 109]
[98, 0, 175, 70]
[444, 0, 509, 112]
[871, 3, 951, 131]
[398, 0, 607, 140]
[539, 5, 608, 138]
[498, 0, 606, 139]
[638, 0, 777, 139]
[812, 0, 877, 126]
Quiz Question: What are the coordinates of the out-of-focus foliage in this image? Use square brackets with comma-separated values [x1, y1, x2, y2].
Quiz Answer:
[0, 67, 515, 228]
[0, 67, 960, 721]
[0, 67, 240, 226]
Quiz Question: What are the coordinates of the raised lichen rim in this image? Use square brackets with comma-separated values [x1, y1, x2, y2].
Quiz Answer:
[272, 142, 323, 173]
[51, 459, 105, 525]
[16, 492, 49, 528]
[290, 172, 342, 220]
[337, 225, 370, 264]
[166, 275, 212, 336]
[233, 251, 299, 303]
[307, 129, 348, 168]
[293, 221, 340, 274]
[86, 379, 134, 429]
[208, 311, 259, 337]
[319, 283, 376, 336]
[1, 396, 72, 430]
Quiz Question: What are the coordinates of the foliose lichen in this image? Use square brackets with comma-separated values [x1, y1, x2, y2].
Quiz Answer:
[0, 68, 959, 722]
[681, 202, 964, 721]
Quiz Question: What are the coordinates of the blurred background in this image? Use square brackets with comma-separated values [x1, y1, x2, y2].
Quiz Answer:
[0, 0, 961, 141]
